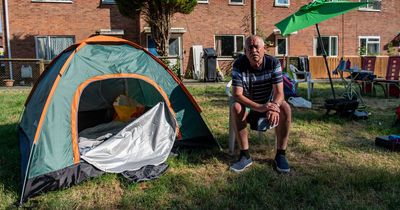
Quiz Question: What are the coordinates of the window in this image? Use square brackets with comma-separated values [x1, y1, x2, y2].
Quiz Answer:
[359, 0, 381, 11]
[197, 0, 208, 3]
[275, 0, 290, 7]
[101, 0, 115, 4]
[314, 36, 338, 56]
[359, 36, 380, 55]
[275, 37, 288, 56]
[35, 36, 74, 60]
[229, 0, 244, 5]
[31, 0, 72, 3]
[146, 35, 181, 57]
[215, 35, 244, 57]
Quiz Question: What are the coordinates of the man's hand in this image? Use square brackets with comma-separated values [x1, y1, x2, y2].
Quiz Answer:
[267, 110, 279, 126]
[256, 102, 280, 113]
[266, 102, 280, 113]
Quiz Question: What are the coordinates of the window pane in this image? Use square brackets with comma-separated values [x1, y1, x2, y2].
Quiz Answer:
[102, 0, 115, 4]
[36, 37, 47, 59]
[147, 37, 158, 56]
[48, 37, 74, 60]
[236, 36, 244, 53]
[277, 38, 286, 55]
[330, 37, 337, 56]
[316, 37, 329, 56]
[169, 38, 179, 56]
[367, 43, 380, 55]
[360, 38, 366, 48]
[215, 36, 234, 56]
[278, 0, 289, 4]
[360, 0, 381, 10]
[230, 0, 243, 3]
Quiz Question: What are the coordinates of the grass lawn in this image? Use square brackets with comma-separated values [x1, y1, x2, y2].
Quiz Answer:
[0, 83, 399, 209]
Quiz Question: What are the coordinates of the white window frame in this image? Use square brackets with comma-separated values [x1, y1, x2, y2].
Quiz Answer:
[101, 0, 115, 4]
[229, 0, 244, 5]
[35, 36, 75, 60]
[313, 36, 338, 57]
[214, 35, 244, 58]
[275, 0, 290, 7]
[31, 0, 72, 3]
[358, 36, 381, 56]
[197, 0, 209, 4]
[275, 36, 288, 56]
[358, 0, 381, 12]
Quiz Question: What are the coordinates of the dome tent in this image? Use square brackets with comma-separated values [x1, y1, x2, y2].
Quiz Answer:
[18, 35, 216, 203]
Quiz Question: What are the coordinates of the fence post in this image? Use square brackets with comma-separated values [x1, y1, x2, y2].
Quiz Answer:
[179, 55, 183, 80]
[39, 59, 45, 75]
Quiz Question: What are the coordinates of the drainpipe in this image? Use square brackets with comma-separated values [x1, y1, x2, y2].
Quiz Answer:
[4, 0, 13, 80]
[251, 0, 256, 35]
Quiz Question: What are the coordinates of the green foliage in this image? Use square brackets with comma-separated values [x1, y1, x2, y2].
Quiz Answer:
[358, 46, 366, 56]
[161, 58, 181, 78]
[387, 41, 397, 56]
[115, 0, 197, 56]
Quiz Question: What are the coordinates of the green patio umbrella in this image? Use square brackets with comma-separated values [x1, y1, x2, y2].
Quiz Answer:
[275, 0, 367, 99]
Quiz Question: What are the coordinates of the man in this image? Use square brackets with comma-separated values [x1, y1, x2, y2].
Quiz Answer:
[230, 35, 292, 173]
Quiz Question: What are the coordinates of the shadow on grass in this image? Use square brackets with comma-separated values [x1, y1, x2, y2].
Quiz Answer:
[0, 123, 21, 195]
[120, 155, 400, 209]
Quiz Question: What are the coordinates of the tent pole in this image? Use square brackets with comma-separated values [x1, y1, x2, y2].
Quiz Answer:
[316, 24, 336, 99]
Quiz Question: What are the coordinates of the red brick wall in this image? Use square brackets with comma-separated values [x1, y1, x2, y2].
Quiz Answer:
[3, 0, 140, 58]
[1, 0, 399, 77]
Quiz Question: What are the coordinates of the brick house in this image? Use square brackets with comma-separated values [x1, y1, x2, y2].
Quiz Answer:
[1, 0, 399, 77]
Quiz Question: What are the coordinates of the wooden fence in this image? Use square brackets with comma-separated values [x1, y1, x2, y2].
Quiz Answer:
[308, 56, 389, 79]
[219, 56, 389, 80]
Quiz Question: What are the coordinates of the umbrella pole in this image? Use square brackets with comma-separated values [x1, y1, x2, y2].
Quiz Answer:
[315, 24, 336, 99]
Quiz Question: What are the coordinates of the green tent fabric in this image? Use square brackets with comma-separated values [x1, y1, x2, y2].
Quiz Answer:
[19, 35, 216, 204]
[275, 0, 367, 36]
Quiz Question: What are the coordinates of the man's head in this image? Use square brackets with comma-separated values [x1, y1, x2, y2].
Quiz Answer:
[245, 35, 265, 68]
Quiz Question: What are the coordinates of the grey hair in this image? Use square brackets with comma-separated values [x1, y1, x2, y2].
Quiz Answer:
[245, 35, 265, 48]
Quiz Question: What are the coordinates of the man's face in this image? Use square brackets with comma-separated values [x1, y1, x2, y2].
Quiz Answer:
[245, 38, 265, 66]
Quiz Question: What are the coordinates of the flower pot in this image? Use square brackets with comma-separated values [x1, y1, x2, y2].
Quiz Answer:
[3, 79, 15, 87]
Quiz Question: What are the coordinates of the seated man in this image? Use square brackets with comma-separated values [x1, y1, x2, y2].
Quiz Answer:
[230, 35, 292, 173]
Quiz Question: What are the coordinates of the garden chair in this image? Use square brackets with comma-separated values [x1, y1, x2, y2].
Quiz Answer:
[356, 56, 378, 95]
[289, 64, 314, 100]
[225, 80, 274, 154]
[372, 56, 400, 98]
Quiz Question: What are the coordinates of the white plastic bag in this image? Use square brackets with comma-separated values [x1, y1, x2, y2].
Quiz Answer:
[288, 97, 312, 108]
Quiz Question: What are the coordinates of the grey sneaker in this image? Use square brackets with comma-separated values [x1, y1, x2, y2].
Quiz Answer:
[275, 154, 290, 173]
[230, 156, 253, 173]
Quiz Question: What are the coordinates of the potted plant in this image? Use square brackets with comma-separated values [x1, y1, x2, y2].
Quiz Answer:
[3, 79, 15, 87]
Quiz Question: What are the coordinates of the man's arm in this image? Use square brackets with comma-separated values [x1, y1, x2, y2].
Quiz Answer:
[232, 86, 273, 113]
[271, 82, 284, 107]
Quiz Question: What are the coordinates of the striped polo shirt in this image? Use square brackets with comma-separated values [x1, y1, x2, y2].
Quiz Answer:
[232, 54, 282, 104]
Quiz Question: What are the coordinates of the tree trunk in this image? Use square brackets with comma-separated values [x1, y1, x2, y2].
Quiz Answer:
[148, 3, 171, 56]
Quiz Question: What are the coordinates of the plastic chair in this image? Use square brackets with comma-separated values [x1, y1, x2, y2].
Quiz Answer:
[226, 81, 273, 154]
[358, 56, 377, 95]
[373, 56, 400, 98]
[289, 64, 314, 100]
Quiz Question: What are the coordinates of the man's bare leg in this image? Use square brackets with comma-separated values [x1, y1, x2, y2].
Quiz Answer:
[230, 102, 253, 173]
[274, 101, 291, 173]
[275, 101, 291, 150]
[231, 102, 249, 150]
